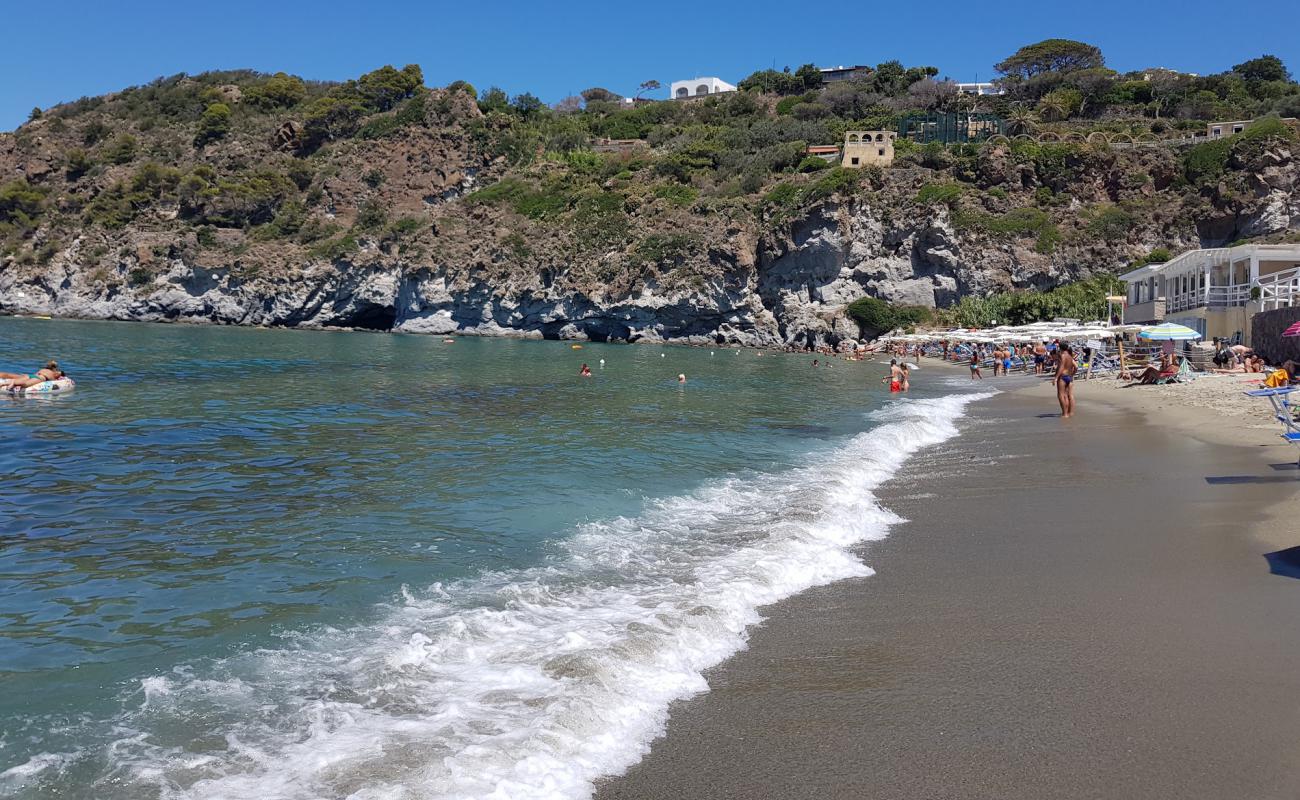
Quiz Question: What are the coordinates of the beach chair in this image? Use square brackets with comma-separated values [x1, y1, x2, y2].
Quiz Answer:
[1152, 357, 1196, 385]
[1244, 387, 1300, 466]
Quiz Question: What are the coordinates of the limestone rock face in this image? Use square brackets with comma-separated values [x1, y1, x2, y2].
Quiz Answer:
[4, 148, 1300, 349]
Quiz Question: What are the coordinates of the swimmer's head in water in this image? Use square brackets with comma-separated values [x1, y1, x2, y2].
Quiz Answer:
[677, 374, 686, 382]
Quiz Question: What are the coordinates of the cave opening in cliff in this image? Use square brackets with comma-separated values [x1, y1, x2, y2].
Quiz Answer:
[345, 303, 398, 331]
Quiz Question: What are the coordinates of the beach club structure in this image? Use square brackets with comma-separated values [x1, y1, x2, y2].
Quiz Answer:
[1120, 244, 1300, 343]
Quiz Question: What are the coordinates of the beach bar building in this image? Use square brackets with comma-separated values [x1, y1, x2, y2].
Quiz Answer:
[1119, 244, 1300, 343]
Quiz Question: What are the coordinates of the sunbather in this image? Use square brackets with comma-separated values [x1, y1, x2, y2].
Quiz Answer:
[1132, 358, 1180, 385]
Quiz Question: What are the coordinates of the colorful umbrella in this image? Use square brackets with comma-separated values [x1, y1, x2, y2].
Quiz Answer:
[1138, 323, 1201, 341]
[1283, 320, 1300, 337]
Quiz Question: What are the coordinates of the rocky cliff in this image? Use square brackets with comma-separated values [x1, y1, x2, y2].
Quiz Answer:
[3, 70, 1299, 348]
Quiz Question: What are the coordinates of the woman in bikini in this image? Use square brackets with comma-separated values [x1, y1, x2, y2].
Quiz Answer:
[2, 360, 64, 390]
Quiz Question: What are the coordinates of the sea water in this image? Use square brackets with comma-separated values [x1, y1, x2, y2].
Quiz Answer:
[0, 317, 986, 799]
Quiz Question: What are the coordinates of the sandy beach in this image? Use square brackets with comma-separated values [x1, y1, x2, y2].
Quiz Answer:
[597, 367, 1300, 799]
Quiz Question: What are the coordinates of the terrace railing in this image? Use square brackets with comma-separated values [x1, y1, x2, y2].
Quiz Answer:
[1257, 266, 1300, 311]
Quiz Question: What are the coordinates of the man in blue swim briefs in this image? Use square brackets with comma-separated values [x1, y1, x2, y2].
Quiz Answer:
[1055, 345, 1077, 418]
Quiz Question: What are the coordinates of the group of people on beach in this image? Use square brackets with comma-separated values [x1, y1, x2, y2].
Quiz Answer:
[955, 339, 1076, 417]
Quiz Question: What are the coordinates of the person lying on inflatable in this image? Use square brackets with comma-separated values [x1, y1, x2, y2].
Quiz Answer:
[1, 360, 65, 390]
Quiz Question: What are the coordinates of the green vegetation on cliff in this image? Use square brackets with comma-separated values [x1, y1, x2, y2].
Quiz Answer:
[2, 41, 1299, 309]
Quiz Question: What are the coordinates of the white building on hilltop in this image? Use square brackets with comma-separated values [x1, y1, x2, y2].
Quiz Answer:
[955, 82, 1003, 96]
[670, 77, 737, 99]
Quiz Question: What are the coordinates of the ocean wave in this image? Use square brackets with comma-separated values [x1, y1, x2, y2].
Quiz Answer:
[6, 391, 992, 800]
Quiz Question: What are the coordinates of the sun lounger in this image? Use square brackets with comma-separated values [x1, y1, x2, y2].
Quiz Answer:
[1244, 387, 1300, 466]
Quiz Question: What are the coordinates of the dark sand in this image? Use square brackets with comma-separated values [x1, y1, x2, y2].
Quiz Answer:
[598, 385, 1300, 800]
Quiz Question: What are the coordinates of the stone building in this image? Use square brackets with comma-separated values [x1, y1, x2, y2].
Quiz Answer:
[842, 130, 895, 167]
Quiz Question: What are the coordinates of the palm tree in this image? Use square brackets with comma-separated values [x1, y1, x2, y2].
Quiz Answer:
[1036, 94, 1069, 122]
[1005, 103, 1039, 135]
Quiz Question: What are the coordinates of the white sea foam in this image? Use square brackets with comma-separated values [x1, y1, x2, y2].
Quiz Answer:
[13, 392, 991, 800]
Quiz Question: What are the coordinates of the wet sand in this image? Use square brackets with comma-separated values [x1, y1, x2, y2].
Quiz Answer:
[597, 375, 1300, 799]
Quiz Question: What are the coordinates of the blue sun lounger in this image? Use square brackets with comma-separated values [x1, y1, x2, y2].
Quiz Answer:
[1244, 386, 1300, 466]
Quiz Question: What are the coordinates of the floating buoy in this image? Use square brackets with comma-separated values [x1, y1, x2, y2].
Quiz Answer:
[599, 359, 605, 366]
[571, 344, 583, 349]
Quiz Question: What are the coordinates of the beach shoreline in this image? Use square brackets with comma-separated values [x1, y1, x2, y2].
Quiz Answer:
[597, 370, 1300, 800]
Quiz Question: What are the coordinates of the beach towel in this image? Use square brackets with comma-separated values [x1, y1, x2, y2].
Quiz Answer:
[1264, 369, 1290, 389]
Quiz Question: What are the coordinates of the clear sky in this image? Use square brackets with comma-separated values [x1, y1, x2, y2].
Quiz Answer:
[3, 0, 1298, 131]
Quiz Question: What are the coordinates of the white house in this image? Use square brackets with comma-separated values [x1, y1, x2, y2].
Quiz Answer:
[670, 77, 737, 99]
[1119, 244, 1300, 342]
[955, 82, 1003, 96]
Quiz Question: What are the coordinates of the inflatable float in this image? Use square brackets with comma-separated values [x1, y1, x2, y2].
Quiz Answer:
[3, 377, 75, 395]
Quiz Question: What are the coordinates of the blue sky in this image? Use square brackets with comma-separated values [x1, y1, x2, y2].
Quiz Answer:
[3, 0, 1298, 131]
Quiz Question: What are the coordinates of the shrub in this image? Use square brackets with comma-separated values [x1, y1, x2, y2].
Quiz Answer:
[309, 233, 359, 261]
[805, 167, 859, 202]
[632, 233, 698, 266]
[1146, 247, 1171, 262]
[356, 115, 403, 140]
[194, 103, 231, 146]
[652, 183, 699, 207]
[64, 148, 94, 180]
[775, 96, 801, 116]
[286, 161, 314, 191]
[796, 156, 831, 172]
[846, 296, 932, 336]
[1183, 137, 1232, 185]
[1084, 204, 1134, 241]
[244, 72, 307, 109]
[763, 181, 801, 207]
[205, 170, 298, 226]
[916, 182, 963, 205]
[102, 134, 138, 164]
[82, 120, 111, 146]
[384, 216, 426, 239]
[129, 162, 181, 196]
[362, 168, 385, 188]
[355, 199, 388, 230]
[83, 183, 146, 228]
[0, 178, 49, 235]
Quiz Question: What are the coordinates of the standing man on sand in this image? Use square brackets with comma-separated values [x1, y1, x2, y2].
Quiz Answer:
[1056, 344, 1077, 418]
[1033, 341, 1048, 375]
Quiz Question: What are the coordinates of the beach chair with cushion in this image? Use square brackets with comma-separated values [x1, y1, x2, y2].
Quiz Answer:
[1244, 387, 1300, 466]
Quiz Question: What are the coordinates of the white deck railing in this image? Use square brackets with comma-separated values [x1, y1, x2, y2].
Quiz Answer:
[1257, 266, 1300, 311]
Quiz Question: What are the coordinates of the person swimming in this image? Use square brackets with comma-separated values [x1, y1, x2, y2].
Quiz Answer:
[579, 363, 592, 377]
[677, 373, 686, 383]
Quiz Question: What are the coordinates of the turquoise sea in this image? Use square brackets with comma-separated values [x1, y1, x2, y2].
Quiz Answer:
[0, 317, 984, 799]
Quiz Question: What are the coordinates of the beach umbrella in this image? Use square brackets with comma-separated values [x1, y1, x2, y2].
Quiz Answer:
[1138, 323, 1201, 341]
[1283, 321, 1300, 337]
